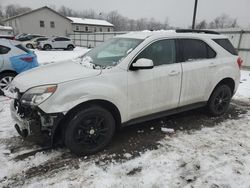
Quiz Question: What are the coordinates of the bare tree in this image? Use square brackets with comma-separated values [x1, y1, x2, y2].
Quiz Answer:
[5, 4, 31, 18]
[196, 20, 208, 29]
[209, 14, 239, 29]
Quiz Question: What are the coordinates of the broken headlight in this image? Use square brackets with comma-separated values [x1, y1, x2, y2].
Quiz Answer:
[21, 85, 57, 106]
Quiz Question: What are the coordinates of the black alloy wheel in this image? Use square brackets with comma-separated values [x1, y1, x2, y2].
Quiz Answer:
[64, 106, 115, 156]
[207, 85, 232, 116]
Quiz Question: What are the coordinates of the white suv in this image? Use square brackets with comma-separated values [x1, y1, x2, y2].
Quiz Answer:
[38, 37, 75, 50]
[8, 30, 242, 155]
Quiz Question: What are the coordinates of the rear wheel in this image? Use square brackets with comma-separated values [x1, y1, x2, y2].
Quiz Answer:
[44, 44, 52, 50]
[0, 72, 16, 95]
[207, 85, 232, 116]
[67, 45, 74, 51]
[64, 105, 115, 156]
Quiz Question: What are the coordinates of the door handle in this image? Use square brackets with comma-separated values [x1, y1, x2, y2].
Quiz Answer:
[169, 70, 180, 76]
[209, 62, 217, 68]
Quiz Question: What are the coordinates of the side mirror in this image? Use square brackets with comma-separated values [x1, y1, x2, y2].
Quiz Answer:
[131, 58, 154, 70]
[52, 40, 55, 42]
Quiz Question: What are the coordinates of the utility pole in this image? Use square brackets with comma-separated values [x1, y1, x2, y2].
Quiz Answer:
[192, 0, 198, 29]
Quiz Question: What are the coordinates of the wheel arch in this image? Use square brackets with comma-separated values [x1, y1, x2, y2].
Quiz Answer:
[0, 70, 17, 76]
[44, 44, 52, 48]
[209, 77, 235, 99]
[52, 99, 122, 144]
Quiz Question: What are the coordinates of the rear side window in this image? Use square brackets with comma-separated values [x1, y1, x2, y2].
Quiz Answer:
[55, 37, 70, 41]
[180, 39, 216, 62]
[213, 39, 238, 55]
[0, 45, 11, 54]
[15, 44, 31, 54]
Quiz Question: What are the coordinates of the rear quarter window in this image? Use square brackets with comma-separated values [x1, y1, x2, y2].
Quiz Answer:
[15, 44, 31, 54]
[213, 38, 238, 55]
[0, 45, 11, 54]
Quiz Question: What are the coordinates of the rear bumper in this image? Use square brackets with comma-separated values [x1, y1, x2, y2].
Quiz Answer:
[10, 100, 64, 144]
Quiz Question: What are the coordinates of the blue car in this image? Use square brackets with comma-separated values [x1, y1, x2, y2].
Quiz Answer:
[0, 39, 39, 95]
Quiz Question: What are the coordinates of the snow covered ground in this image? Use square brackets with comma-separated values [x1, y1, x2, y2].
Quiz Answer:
[0, 68, 250, 187]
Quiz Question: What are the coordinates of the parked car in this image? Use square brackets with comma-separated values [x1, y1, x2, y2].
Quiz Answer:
[7, 30, 241, 155]
[23, 37, 49, 49]
[37, 37, 75, 50]
[0, 26, 15, 40]
[15, 33, 28, 40]
[0, 39, 39, 95]
[16, 34, 44, 42]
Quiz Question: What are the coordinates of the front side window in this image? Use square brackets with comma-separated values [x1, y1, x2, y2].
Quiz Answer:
[180, 39, 216, 62]
[40, 20, 45, 28]
[135, 39, 176, 66]
[37, 38, 48, 42]
[81, 38, 143, 67]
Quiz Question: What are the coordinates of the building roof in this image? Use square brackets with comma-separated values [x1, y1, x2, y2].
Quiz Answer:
[67, 17, 114, 27]
[3, 6, 72, 22]
[0, 25, 13, 30]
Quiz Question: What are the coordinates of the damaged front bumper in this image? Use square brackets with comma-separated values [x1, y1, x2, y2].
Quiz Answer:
[10, 99, 64, 145]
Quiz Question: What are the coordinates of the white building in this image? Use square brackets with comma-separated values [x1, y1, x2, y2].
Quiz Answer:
[0, 25, 14, 36]
[68, 17, 113, 33]
[3, 6, 114, 36]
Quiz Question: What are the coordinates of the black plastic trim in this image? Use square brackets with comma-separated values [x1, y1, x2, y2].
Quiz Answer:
[176, 29, 220, 35]
[122, 102, 207, 127]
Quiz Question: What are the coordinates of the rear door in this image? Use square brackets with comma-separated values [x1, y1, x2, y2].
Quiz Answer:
[0, 45, 11, 70]
[0, 49, 3, 69]
[178, 39, 217, 106]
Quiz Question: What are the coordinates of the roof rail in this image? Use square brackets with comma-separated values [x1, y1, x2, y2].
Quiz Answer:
[176, 29, 220, 35]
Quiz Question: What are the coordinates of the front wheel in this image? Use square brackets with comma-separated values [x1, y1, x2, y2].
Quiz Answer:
[43, 44, 52, 50]
[207, 85, 232, 116]
[26, 43, 33, 49]
[64, 106, 115, 156]
[0, 72, 16, 95]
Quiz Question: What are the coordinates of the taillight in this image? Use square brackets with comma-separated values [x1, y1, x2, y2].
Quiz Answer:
[21, 57, 33, 63]
[237, 57, 243, 69]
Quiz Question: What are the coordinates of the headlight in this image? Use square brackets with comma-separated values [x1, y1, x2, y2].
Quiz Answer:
[21, 85, 57, 106]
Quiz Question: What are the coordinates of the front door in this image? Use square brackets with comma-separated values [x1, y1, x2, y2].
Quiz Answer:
[127, 39, 182, 120]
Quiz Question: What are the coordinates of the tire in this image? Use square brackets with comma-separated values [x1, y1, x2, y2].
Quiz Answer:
[64, 105, 115, 156]
[207, 85, 232, 116]
[67, 45, 74, 51]
[44, 44, 52, 50]
[26, 43, 33, 49]
[0, 72, 16, 95]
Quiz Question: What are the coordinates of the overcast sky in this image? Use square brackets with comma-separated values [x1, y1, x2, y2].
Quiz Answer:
[1, 0, 250, 28]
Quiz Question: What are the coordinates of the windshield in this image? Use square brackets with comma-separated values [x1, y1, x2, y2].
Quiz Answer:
[81, 38, 143, 68]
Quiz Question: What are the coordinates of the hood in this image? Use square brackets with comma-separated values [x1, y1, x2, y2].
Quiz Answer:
[12, 60, 101, 92]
